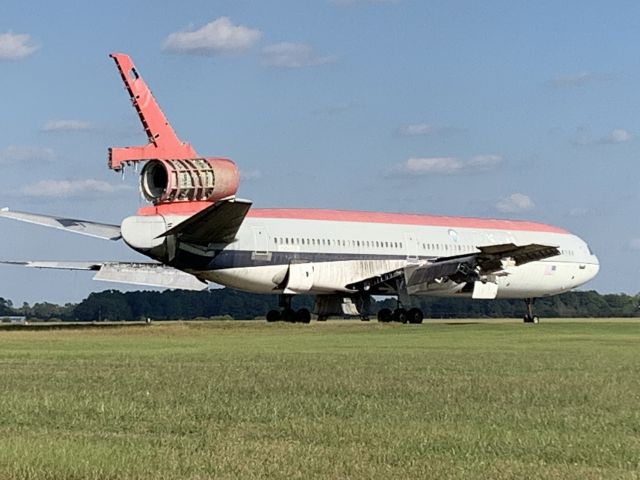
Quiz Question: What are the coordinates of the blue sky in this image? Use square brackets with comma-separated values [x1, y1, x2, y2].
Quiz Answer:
[1, 0, 638, 304]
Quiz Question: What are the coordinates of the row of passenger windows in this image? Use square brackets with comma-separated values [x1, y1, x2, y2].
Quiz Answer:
[274, 237, 402, 249]
[273, 237, 479, 253]
[272, 237, 577, 257]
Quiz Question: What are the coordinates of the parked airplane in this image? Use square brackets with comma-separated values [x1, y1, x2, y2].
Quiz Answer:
[0, 54, 599, 323]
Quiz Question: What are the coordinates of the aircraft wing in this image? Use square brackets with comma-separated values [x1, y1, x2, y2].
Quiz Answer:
[0, 208, 121, 241]
[351, 243, 560, 298]
[406, 243, 560, 287]
[158, 198, 252, 245]
[0, 261, 207, 291]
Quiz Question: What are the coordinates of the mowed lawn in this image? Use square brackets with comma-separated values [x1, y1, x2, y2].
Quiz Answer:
[0, 321, 639, 479]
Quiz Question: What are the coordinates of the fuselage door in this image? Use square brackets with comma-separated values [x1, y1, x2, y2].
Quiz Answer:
[404, 233, 420, 262]
[252, 226, 271, 260]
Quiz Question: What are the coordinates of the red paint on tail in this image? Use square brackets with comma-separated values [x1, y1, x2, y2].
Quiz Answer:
[108, 53, 198, 171]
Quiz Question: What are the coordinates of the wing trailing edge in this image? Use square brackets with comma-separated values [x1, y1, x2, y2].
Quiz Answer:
[0, 208, 121, 241]
[348, 243, 560, 298]
[0, 261, 207, 291]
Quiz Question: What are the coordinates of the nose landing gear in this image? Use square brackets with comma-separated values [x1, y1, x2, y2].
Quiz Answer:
[523, 298, 539, 323]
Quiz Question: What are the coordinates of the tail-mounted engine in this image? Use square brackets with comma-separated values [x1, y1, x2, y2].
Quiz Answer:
[140, 158, 239, 204]
[107, 53, 239, 206]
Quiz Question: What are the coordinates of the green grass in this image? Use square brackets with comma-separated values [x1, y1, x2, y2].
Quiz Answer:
[0, 320, 639, 479]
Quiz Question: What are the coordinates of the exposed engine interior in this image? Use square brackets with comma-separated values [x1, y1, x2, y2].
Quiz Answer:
[140, 157, 239, 204]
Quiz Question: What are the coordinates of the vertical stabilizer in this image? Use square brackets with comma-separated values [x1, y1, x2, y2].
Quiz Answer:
[108, 53, 197, 171]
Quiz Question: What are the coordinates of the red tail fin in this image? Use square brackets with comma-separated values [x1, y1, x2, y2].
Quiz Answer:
[108, 53, 197, 171]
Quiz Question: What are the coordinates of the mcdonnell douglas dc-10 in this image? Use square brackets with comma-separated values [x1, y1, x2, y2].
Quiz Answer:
[0, 54, 599, 323]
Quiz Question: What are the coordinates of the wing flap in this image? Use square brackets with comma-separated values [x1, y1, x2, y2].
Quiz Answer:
[0, 208, 121, 241]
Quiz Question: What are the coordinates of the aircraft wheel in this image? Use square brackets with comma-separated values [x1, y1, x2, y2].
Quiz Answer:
[282, 308, 297, 323]
[394, 308, 407, 324]
[407, 308, 424, 324]
[266, 310, 281, 322]
[296, 308, 311, 324]
[377, 308, 392, 323]
[523, 315, 540, 324]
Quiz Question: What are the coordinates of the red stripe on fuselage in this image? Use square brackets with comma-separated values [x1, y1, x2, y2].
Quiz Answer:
[138, 203, 568, 234]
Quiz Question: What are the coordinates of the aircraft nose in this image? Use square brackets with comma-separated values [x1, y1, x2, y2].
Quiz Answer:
[585, 257, 599, 282]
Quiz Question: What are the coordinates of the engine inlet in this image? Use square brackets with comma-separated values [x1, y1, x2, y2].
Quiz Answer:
[140, 158, 239, 204]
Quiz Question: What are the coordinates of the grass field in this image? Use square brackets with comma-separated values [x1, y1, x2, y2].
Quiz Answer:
[0, 320, 639, 479]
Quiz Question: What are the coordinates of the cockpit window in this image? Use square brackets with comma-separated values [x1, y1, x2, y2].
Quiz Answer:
[587, 244, 594, 255]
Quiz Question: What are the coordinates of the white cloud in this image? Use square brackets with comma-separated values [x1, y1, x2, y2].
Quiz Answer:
[20, 179, 131, 198]
[393, 154, 503, 176]
[0, 146, 55, 165]
[495, 193, 535, 213]
[573, 127, 633, 146]
[42, 120, 93, 132]
[262, 43, 337, 68]
[163, 17, 262, 55]
[601, 128, 632, 144]
[397, 123, 463, 137]
[398, 123, 441, 136]
[400, 157, 463, 175]
[239, 169, 261, 181]
[549, 72, 598, 88]
[567, 207, 589, 217]
[0, 32, 38, 60]
[312, 102, 357, 115]
[466, 154, 503, 171]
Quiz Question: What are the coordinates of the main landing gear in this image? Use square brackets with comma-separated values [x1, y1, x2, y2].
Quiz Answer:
[377, 305, 424, 324]
[266, 295, 311, 324]
[523, 298, 539, 324]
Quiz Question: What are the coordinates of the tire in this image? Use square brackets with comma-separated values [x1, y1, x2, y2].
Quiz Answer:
[296, 308, 311, 324]
[394, 308, 407, 324]
[407, 308, 424, 324]
[317, 315, 328, 322]
[282, 308, 296, 323]
[266, 310, 281, 322]
[377, 308, 392, 323]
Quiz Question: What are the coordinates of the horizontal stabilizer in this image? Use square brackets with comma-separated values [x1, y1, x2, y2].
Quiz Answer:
[159, 198, 252, 245]
[0, 260, 102, 270]
[94, 263, 207, 291]
[0, 260, 207, 291]
[0, 208, 121, 241]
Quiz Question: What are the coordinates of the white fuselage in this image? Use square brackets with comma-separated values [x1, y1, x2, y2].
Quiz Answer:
[149, 209, 599, 299]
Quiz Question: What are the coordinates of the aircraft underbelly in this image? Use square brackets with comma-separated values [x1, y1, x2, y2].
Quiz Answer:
[203, 258, 598, 298]
[204, 259, 406, 294]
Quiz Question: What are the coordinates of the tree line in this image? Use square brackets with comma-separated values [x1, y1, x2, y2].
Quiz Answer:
[1, 289, 639, 321]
